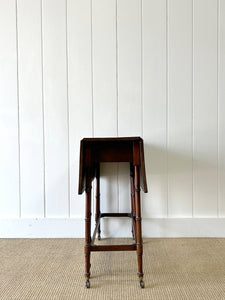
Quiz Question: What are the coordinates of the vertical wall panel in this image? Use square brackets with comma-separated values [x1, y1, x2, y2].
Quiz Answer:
[117, 0, 142, 136]
[17, 0, 44, 217]
[142, 0, 167, 217]
[67, 0, 92, 217]
[0, 0, 20, 217]
[117, 0, 142, 214]
[92, 0, 117, 137]
[42, 0, 69, 217]
[219, 0, 225, 216]
[193, 0, 218, 216]
[92, 0, 118, 214]
[167, 0, 193, 217]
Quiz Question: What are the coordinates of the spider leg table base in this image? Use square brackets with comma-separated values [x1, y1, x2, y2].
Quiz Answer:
[78, 137, 148, 288]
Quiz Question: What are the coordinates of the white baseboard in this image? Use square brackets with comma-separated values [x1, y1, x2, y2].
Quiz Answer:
[0, 217, 225, 238]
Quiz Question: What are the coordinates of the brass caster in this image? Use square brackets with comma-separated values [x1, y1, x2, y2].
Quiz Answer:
[86, 280, 90, 288]
[140, 280, 145, 288]
[97, 234, 101, 241]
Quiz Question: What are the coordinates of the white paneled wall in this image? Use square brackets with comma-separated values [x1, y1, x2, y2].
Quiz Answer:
[0, 0, 225, 238]
[17, 0, 44, 217]
[0, 0, 20, 218]
[67, 0, 92, 218]
[142, 0, 167, 218]
[193, 0, 218, 217]
[167, 0, 193, 217]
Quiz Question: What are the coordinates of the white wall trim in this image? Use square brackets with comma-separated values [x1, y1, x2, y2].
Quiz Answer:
[1, 217, 225, 238]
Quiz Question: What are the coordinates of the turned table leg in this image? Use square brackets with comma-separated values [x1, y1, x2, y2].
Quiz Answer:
[134, 165, 144, 288]
[84, 174, 92, 288]
[84, 148, 92, 288]
[130, 164, 136, 241]
[95, 164, 101, 240]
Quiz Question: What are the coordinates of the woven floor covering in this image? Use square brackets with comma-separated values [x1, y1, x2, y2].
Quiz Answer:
[0, 238, 225, 300]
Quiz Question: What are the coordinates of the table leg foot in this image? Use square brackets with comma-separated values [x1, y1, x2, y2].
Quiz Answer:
[139, 279, 145, 288]
[85, 278, 90, 288]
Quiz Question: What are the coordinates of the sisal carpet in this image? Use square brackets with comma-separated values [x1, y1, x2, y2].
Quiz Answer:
[0, 238, 225, 299]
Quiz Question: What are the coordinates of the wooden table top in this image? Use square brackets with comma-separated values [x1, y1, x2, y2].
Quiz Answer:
[78, 137, 148, 194]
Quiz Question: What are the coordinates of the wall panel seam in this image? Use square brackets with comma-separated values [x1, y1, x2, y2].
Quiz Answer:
[166, 0, 169, 218]
[192, 0, 194, 218]
[116, 0, 119, 138]
[90, 0, 94, 137]
[115, 0, 119, 212]
[65, 0, 70, 218]
[40, 0, 46, 218]
[140, 0, 143, 138]
[217, 0, 220, 217]
[15, 0, 21, 218]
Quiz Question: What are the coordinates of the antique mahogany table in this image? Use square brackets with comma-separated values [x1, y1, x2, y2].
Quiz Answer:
[78, 137, 148, 288]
